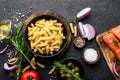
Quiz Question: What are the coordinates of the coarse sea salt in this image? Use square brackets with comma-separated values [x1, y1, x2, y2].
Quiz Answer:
[83, 48, 98, 62]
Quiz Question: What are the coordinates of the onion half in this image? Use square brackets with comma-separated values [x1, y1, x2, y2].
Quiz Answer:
[77, 7, 91, 20]
[78, 22, 96, 40]
[78, 22, 85, 37]
[85, 24, 96, 40]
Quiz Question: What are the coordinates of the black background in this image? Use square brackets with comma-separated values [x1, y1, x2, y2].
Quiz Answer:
[0, 0, 119, 80]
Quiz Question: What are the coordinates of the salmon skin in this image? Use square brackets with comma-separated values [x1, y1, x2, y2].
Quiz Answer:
[103, 32, 120, 60]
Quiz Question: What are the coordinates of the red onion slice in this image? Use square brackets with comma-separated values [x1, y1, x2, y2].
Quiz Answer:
[112, 63, 120, 78]
[77, 7, 91, 20]
[78, 22, 85, 37]
[4, 63, 17, 72]
[82, 25, 90, 38]
[0, 44, 9, 54]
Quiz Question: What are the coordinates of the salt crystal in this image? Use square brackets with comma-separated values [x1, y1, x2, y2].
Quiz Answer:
[7, 50, 12, 58]
[21, 15, 25, 18]
[3, 8, 6, 11]
[18, 13, 21, 15]
[16, 17, 19, 22]
[17, 10, 19, 12]
[14, 24, 17, 28]
[30, 6, 33, 9]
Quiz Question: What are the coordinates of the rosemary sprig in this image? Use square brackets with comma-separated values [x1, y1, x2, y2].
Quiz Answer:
[70, 16, 77, 25]
[10, 22, 33, 80]
[54, 61, 82, 80]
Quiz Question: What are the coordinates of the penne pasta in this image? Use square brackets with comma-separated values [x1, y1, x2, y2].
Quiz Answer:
[27, 19, 65, 55]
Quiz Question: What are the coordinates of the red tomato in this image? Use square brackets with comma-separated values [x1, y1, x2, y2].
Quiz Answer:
[21, 70, 40, 80]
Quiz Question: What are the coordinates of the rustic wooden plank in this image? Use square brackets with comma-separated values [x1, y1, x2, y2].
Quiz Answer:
[96, 26, 120, 80]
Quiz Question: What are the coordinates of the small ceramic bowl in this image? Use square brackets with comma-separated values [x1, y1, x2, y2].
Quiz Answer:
[57, 57, 84, 80]
[22, 10, 71, 58]
[82, 47, 100, 64]
[73, 36, 86, 48]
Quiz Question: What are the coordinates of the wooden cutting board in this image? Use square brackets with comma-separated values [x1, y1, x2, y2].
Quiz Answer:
[96, 26, 120, 80]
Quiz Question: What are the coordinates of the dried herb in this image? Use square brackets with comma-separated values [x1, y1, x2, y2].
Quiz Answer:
[70, 16, 77, 25]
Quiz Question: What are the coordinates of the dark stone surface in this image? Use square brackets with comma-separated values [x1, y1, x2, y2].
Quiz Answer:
[0, 0, 119, 80]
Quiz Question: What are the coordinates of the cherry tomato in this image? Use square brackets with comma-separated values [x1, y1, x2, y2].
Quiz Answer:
[21, 70, 40, 80]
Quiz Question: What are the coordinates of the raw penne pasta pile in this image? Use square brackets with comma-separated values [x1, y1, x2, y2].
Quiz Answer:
[28, 19, 65, 55]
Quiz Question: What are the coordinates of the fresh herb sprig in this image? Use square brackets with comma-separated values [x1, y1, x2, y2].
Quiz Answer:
[54, 61, 82, 80]
[112, 39, 119, 48]
[10, 22, 33, 80]
[70, 16, 77, 25]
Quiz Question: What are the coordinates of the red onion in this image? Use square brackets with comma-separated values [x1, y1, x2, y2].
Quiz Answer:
[78, 22, 85, 37]
[0, 44, 9, 54]
[83, 24, 89, 38]
[112, 63, 120, 78]
[3, 62, 17, 72]
[77, 7, 91, 20]
[85, 24, 96, 40]
[78, 22, 96, 40]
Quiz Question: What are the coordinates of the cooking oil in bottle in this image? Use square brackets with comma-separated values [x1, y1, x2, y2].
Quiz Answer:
[0, 20, 12, 40]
